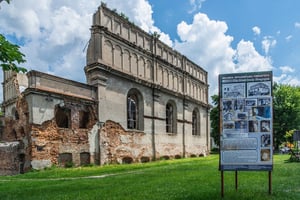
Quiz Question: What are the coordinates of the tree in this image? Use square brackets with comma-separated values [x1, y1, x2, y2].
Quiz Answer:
[0, 0, 26, 73]
[284, 129, 295, 145]
[273, 83, 300, 149]
[0, 0, 10, 4]
[0, 34, 26, 72]
[210, 94, 220, 147]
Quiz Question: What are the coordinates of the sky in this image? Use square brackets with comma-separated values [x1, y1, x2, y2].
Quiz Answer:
[1, 0, 300, 102]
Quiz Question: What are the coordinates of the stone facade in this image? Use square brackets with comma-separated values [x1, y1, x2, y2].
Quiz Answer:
[0, 3, 210, 175]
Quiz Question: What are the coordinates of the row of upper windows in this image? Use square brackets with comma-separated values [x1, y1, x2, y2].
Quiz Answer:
[102, 8, 207, 83]
[127, 89, 201, 136]
[103, 40, 207, 83]
[156, 66, 207, 102]
[55, 106, 90, 129]
[103, 41, 208, 103]
[12, 106, 90, 129]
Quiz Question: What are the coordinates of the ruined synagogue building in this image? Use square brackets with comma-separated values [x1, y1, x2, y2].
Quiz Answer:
[0, 3, 210, 175]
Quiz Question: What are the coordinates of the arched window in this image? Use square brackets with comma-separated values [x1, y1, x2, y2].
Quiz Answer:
[79, 111, 89, 129]
[12, 107, 19, 120]
[166, 101, 177, 134]
[127, 89, 144, 130]
[127, 94, 138, 129]
[192, 108, 200, 136]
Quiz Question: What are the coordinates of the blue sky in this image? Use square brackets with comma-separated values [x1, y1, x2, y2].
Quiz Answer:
[0, 0, 300, 101]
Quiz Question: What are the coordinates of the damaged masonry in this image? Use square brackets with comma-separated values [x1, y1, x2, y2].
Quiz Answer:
[0, 3, 210, 175]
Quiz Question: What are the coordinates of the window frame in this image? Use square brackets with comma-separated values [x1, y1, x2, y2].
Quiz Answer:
[127, 89, 144, 130]
[127, 94, 138, 129]
[166, 101, 177, 134]
[192, 108, 200, 136]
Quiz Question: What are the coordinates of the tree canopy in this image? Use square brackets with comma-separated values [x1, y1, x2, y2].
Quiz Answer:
[0, 0, 26, 73]
[0, 0, 10, 4]
[210, 94, 220, 147]
[0, 34, 26, 73]
[273, 83, 300, 149]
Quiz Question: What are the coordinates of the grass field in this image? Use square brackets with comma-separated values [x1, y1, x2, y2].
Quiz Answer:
[0, 154, 299, 200]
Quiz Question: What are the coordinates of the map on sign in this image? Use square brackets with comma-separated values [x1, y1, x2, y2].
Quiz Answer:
[219, 71, 273, 171]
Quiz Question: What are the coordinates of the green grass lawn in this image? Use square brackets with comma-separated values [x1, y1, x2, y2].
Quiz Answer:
[0, 154, 299, 200]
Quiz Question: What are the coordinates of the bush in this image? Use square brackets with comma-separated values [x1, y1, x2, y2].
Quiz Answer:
[64, 161, 74, 168]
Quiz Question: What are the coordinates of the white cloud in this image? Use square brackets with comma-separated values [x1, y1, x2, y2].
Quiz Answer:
[175, 12, 274, 97]
[47, 6, 89, 46]
[274, 66, 300, 86]
[276, 31, 281, 35]
[262, 36, 276, 55]
[0, 0, 49, 38]
[295, 22, 300, 28]
[285, 35, 292, 42]
[189, 0, 206, 13]
[274, 74, 300, 86]
[0, 0, 101, 83]
[104, 0, 173, 46]
[280, 66, 295, 73]
[175, 12, 236, 96]
[234, 40, 273, 72]
[252, 26, 261, 35]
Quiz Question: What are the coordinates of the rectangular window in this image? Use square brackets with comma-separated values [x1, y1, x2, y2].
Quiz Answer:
[79, 111, 89, 128]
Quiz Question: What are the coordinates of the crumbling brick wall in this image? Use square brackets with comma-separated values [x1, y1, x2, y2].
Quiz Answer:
[0, 142, 22, 175]
[2, 96, 29, 142]
[100, 120, 153, 164]
[31, 121, 91, 166]
[1, 91, 98, 172]
[31, 102, 97, 168]
[1, 96, 31, 173]
[99, 120, 209, 165]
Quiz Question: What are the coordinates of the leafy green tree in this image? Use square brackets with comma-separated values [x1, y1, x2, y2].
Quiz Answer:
[0, 0, 26, 73]
[284, 129, 295, 144]
[0, 34, 26, 72]
[0, 0, 10, 4]
[210, 94, 220, 147]
[273, 83, 300, 149]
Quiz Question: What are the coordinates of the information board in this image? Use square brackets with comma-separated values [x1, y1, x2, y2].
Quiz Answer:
[219, 71, 273, 171]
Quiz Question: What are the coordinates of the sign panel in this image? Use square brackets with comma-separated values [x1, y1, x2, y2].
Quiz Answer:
[219, 71, 273, 171]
